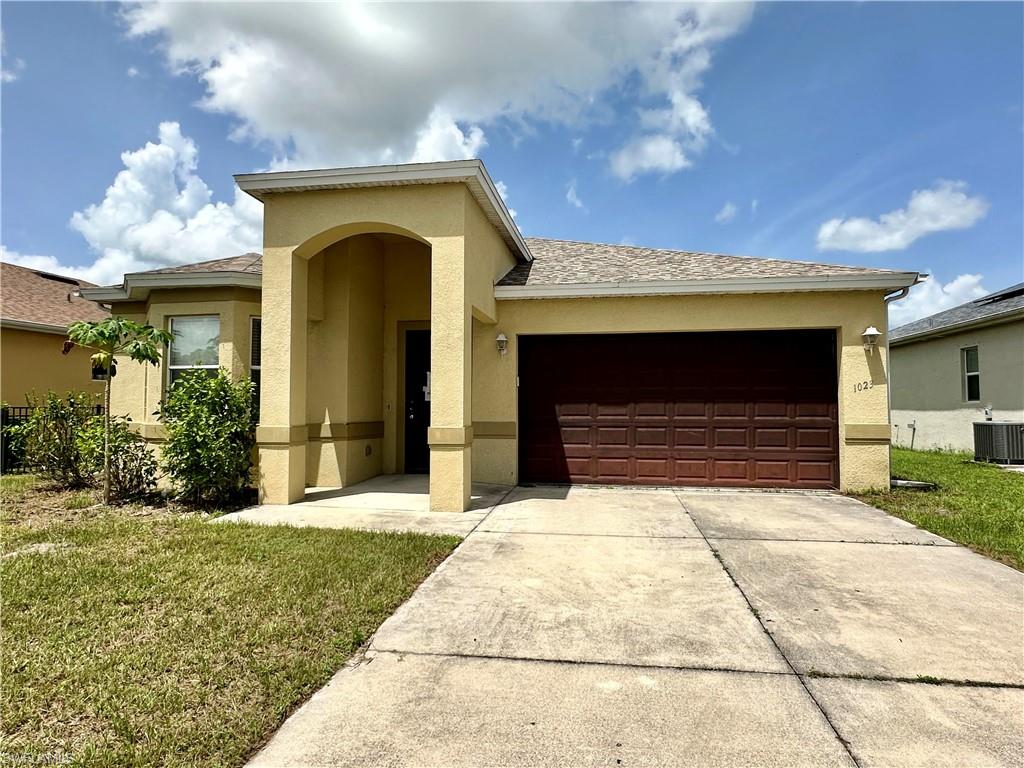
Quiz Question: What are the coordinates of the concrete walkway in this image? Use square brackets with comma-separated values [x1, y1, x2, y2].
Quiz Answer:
[217, 474, 511, 536]
[248, 486, 1024, 767]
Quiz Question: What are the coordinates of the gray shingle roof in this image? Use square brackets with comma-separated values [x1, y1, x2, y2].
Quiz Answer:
[119, 239, 910, 291]
[141, 253, 263, 276]
[890, 283, 1024, 343]
[498, 238, 908, 286]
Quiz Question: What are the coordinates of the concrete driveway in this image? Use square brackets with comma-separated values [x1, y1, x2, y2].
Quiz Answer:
[249, 487, 1024, 768]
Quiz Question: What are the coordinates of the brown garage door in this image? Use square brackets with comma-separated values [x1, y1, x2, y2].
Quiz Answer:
[518, 330, 838, 489]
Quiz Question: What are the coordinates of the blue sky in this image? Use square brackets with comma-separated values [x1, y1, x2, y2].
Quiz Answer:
[2, 2, 1021, 325]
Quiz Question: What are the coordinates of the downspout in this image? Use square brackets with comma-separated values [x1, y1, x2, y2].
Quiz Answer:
[884, 286, 913, 478]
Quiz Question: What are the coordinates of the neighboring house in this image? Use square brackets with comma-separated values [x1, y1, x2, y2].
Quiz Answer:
[890, 283, 1024, 451]
[1, 262, 109, 405]
[81, 160, 918, 510]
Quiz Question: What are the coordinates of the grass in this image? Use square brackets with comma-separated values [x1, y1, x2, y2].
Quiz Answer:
[855, 448, 1024, 570]
[1, 474, 459, 767]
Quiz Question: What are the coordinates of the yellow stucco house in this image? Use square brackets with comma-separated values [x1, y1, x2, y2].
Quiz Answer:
[1, 262, 108, 406]
[81, 160, 919, 511]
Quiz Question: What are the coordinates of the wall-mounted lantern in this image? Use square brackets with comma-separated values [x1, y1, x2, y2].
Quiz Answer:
[496, 332, 509, 356]
[862, 326, 882, 355]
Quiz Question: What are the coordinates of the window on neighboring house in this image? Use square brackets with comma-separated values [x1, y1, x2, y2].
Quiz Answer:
[962, 345, 981, 402]
[168, 316, 220, 387]
[250, 317, 261, 419]
[91, 364, 107, 382]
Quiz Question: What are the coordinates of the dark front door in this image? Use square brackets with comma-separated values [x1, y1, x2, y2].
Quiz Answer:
[404, 329, 430, 473]
[518, 330, 839, 489]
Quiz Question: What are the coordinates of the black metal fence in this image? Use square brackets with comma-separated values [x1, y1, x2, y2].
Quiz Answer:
[0, 404, 105, 473]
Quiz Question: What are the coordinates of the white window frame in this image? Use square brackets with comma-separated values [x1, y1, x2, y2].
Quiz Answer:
[167, 315, 220, 388]
[961, 345, 981, 403]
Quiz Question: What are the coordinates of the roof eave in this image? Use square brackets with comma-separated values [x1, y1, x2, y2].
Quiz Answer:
[494, 272, 921, 300]
[233, 160, 532, 264]
[0, 317, 70, 335]
[890, 307, 1024, 347]
[79, 271, 263, 303]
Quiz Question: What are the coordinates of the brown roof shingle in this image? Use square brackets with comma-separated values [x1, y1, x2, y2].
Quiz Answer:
[1, 262, 108, 327]
[499, 238, 908, 286]
[114, 239, 909, 290]
[140, 253, 264, 276]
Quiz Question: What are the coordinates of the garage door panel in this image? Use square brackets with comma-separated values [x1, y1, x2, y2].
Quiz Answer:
[712, 460, 750, 480]
[674, 427, 708, 447]
[754, 401, 789, 418]
[559, 427, 591, 446]
[636, 427, 669, 447]
[596, 427, 629, 446]
[674, 459, 710, 480]
[796, 461, 834, 482]
[754, 461, 791, 481]
[796, 428, 835, 449]
[519, 330, 838, 489]
[755, 428, 789, 448]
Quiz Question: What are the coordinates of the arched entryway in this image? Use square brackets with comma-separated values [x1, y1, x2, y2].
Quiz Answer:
[302, 230, 432, 489]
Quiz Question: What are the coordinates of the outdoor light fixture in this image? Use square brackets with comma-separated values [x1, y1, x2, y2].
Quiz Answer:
[496, 332, 508, 356]
[862, 326, 882, 354]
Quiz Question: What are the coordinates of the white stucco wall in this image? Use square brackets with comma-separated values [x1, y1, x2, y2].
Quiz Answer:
[890, 319, 1024, 451]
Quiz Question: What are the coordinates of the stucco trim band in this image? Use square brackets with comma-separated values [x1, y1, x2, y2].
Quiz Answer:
[307, 421, 385, 441]
[472, 421, 516, 439]
[428, 426, 474, 446]
[844, 424, 893, 444]
[132, 422, 168, 442]
[256, 425, 309, 446]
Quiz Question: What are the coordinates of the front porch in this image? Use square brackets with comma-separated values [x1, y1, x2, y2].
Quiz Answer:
[241, 164, 525, 512]
[220, 474, 511, 536]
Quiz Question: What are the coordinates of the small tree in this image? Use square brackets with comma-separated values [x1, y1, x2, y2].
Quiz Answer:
[64, 318, 173, 504]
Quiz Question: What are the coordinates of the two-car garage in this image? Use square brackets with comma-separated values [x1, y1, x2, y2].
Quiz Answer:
[517, 329, 840, 490]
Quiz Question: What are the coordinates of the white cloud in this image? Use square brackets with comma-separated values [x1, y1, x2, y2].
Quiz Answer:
[1, 246, 92, 281]
[566, 181, 587, 212]
[127, 66, 141, 78]
[751, 198, 759, 215]
[714, 201, 737, 223]
[494, 180, 517, 220]
[123, 3, 751, 174]
[4, 122, 262, 286]
[1, 32, 25, 83]
[610, 135, 689, 181]
[889, 273, 988, 327]
[817, 180, 989, 253]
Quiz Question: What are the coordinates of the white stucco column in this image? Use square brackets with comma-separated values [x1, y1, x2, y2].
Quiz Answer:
[427, 236, 472, 512]
[255, 246, 308, 503]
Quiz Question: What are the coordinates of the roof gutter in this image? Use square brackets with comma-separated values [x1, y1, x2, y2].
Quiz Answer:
[234, 159, 532, 264]
[79, 270, 262, 303]
[494, 271, 921, 300]
[0, 317, 69, 335]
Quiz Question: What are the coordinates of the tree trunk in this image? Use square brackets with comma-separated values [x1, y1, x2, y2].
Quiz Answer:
[103, 367, 112, 505]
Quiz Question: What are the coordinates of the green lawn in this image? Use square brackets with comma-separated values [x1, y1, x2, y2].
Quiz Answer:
[855, 448, 1024, 570]
[1, 475, 459, 767]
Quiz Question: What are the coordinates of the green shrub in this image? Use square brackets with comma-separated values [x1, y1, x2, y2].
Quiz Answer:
[78, 417, 158, 502]
[159, 369, 255, 506]
[18, 392, 99, 487]
[1, 402, 28, 471]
